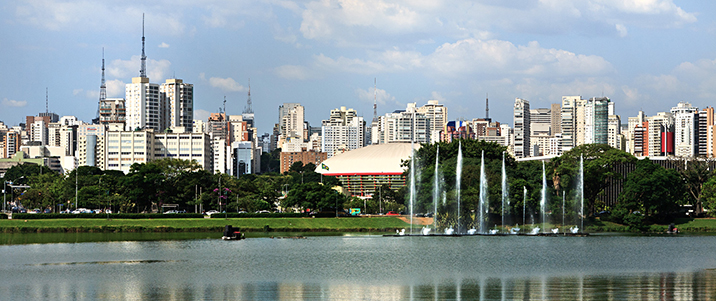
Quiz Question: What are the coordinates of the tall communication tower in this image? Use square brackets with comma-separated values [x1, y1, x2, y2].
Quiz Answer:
[485, 93, 490, 121]
[372, 78, 378, 122]
[243, 79, 253, 114]
[140, 13, 147, 78]
[46, 87, 49, 114]
[100, 48, 106, 101]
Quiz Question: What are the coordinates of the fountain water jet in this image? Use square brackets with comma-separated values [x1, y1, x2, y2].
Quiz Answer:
[433, 145, 440, 231]
[580, 154, 584, 233]
[456, 141, 463, 234]
[501, 152, 509, 233]
[409, 140, 415, 235]
[479, 150, 488, 233]
[523, 186, 527, 227]
[540, 161, 547, 233]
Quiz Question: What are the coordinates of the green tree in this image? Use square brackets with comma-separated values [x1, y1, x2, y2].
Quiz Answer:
[551, 144, 638, 216]
[613, 158, 683, 228]
[282, 182, 346, 212]
[677, 160, 712, 215]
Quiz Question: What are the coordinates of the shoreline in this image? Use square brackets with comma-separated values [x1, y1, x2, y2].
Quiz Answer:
[2, 217, 716, 234]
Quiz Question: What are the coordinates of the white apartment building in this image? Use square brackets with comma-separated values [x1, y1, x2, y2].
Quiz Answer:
[78, 124, 107, 168]
[278, 103, 305, 141]
[560, 96, 585, 152]
[125, 76, 165, 132]
[608, 115, 623, 150]
[647, 112, 674, 157]
[154, 131, 212, 171]
[513, 98, 530, 158]
[321, 106, 365, 158]
[161, 79, 193, 132]
[671, 102, 698, 157]
[417, 100, 448, 144]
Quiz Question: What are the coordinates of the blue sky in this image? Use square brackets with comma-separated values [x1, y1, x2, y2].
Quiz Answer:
[1, 1, 715, 134]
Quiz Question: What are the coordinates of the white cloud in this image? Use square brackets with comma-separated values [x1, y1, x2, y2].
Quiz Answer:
[355, 87, 396, 106]
[296, 0, 696, 44]
[194, 109, 211, 122]
[430, 91, 446, 102]
[106, 79, 126, 98]
[615, 24, 628, 37]
[158, 42, 170, 48]
[73, 89, 83, 96]
[14, 1, 187, 35]
[294, 38, 613, 80]
[2, 98, 27, 107]
[107, 55, 172, 82]
[208, 77, 247, 92]
[275, 65, 312, 80]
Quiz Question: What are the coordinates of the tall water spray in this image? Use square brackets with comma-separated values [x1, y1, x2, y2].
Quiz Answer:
[456, 141, 463, 233]
[541, 161, 547, 233]
[523, 186, 527, 227]
[433, 145, 440, 230]
[501, 152, 508, 233]
[409, 142, 415, 234]
[579, 154, 584, 232]
[479, 150, 488, 233]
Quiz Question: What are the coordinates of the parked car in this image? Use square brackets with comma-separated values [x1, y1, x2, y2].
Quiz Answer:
[44, 208, 52, 214]
[255, 210, 271, 214]
[386, 211, 399, 216]
[205, 210, 219, 216]
[28, 209, 41, 214]
[163, 210, 178, 214]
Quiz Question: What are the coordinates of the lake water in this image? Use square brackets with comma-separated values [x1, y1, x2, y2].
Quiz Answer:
[1, 233, 716, 300]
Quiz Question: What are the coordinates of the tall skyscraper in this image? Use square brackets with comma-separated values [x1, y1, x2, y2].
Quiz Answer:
[417, 100, 448, 144]
[671, 102, 698, 157]
[321, 106, 365, 158]
[513, 98, 530, 158]
[585, 97, 610, 145]
[560, 96, 585, 152]
[161, 78, 193, 132]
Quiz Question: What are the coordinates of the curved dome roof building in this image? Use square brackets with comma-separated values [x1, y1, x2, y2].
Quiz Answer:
[315, 143, 416, 196]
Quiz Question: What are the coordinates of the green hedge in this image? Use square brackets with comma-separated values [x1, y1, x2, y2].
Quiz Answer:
[0, 213, 7, 219]
[210, 212, 308, 218]
[12, 213, 205, 219]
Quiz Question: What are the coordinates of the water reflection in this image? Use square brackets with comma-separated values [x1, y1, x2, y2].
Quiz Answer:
[4, 235, 716, 300]
[8, 271, 715, 300]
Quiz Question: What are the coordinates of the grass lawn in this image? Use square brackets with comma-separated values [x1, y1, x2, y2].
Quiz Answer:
[0, 216, 412, 233]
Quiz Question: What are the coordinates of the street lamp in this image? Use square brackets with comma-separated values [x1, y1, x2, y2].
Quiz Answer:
[3, 180, 10, 213]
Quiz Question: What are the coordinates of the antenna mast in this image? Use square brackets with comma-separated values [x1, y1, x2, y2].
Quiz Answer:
[46, 87, 49, 114]
[223, 96, 227, 116]
[140, 13, 147, 78]
[244, 79, 253, 114]
[373, 78, 377, 121]
[100, 48, 106, 101]
[485, 93, 489, 121]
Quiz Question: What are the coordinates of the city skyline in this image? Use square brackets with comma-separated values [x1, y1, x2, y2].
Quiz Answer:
[2, 1, 715, 134]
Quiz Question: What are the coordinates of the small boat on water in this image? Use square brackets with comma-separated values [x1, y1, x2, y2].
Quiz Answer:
[222, 225, 245, 240]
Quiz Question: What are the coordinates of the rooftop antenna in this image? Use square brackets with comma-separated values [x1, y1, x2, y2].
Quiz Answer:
[223, 96, 227, 116]
[485, 93, 489, 121]
[243, 78, 253, 114]
[372, 78, 378, 121]
[100, 48, 106, 101]
[45, 87, 49, 114]
[140, 13, 147, 78]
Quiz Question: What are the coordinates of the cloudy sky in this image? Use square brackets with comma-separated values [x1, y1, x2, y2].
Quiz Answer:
[1, 0, 715, 134]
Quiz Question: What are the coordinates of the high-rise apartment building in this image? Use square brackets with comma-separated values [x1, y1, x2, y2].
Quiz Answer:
[513, 98, 530, 158]
[125, 77, 165, 132]
[585, 97, 610, 145]
[99, 98, 126, 126]
[698, 108, 713, 157]
[161, 79, 193, 132]
[278, 103, 305, 141]
[561, 96, 585, 152]
[671, 102, 699, 157]
[417, 100, 448, 144]
[321, 106, 365, 158]
[377, 103, 431, 144]
[646, 112, 674, 157]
